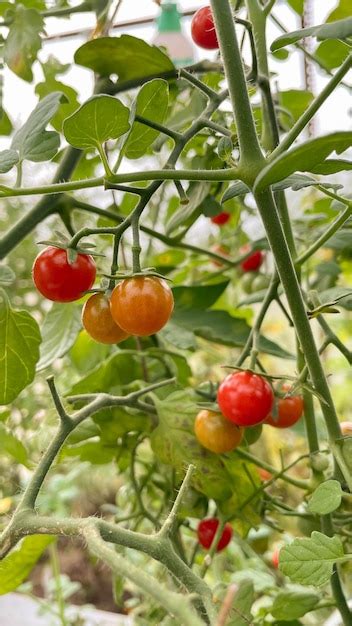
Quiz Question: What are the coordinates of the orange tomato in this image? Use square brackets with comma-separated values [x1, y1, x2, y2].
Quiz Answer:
[194, 409, 243, 453]
[82, 293, 129, 344]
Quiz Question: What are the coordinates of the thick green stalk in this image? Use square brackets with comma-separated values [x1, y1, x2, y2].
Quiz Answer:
[0, 148, 82, 260]
[321, 516, 352, 626]
[210, 0, 264, 169]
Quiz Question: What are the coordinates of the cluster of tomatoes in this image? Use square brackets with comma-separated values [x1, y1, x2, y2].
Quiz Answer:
[32, 246, 174, 342]
[195, 371, 305, 458]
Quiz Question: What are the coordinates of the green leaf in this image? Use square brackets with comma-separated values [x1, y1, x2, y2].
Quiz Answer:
[279, 532, 346, 586]
[222, 173, 341, 203]
[172, 309, 293, 359]
[271, 16, 352, 51]
[166, 182, 211, 234]
[254, 133, 352, 191]
[4, 5, 44, 82]
[319, 287, 352, 311]
[310, 159, 352, 174]
[286, 0, 304, 15]
[150, 390, 261, 528]
[0, 149, 19, 173]
[308, 480, 342, 515]
[0, 535, 54, 594]
[37, 302, 81, 371]
[271, 589, 320, 620]
[0, 423, 29, 467]
[160, 321, 196, 350]
[0, 291, 41, 405]
[75, 35, 174, 83]
[0, 109, 13, 136]
[124, 79, 169, 159]
[0, 266, 15, 287]
[67, 351, 143, 396]
[63, 95, 130, 151]
[11, 92, 63, 163]
[226, 579, 254, 626]
[279, 90, 314, 129]
[231, 568, 275, 592]
[173, 281, 229, 310]
[314, 39, 350, 70]
[35, 78, 80, 132]
[327, 0, 352, 21]
[70, 330, 110, 373]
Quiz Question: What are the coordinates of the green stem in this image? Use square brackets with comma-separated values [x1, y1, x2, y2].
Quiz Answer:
[235, 448, 310, 490]
[135, 114, 182, 141]
[84, 525, 206, 626]
[97, 143, 113, 177]
[321, 516, 352, 626]
[210, 0, 264, 169]
[131, 215, 142, 273]
[254, 188, 350, 487]
[50, 544, 68, 626]
[270, 53, 352, 159]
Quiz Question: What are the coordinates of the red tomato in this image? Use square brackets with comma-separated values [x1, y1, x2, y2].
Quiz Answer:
[32, 246, 96, 302]
[191, 6, 218, 50]
[82, 293, 129, 345]
[197, 518, 233, 551]
[240, 244, 264, 272]
[266, 385, 304, 428]
[110, 275, 174, 336]
[340, 421, 352, 436]
[257, 467, 272, 482]
[271, 547, 281, 569]
[217, 371, 274, 427]
[194, 409, 243, 453]
[211, 212, 230, 226]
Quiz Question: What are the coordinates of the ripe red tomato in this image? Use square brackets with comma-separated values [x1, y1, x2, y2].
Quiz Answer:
[211, 212, 230, 226]
[340, 422, 352, 436]
[197, 518, 233, 551]
[240, 244, 264, 272]
[271, 547, 280, 569]
[110, 276, 174, 336]
[265, 385, 304, 428]
[194, 409, 243, 453]
[257, 467, 272, 482]
[32, 246, 96, 302]
[217, 371, 274, 427]
[82, 293, 129, 345]
[191, 6, 218, 50]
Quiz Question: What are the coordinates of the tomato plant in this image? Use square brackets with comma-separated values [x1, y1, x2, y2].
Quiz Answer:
[82, 293, 129, 344]
[191, 6, 218, 50]
[197, 518, 233, 551]
[217, 371, 274, 426]
[32, 246, 96, 302]
[194, 409, 243, 453]
[0, 0, 352, 624]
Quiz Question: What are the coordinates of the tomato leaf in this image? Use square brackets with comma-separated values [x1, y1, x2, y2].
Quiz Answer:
[11, 92, 64, 163]
[254, 132, 352, 191]
[124, 79, 169, 159]
[0, 423, 29, 467]
[63, 95, 130, 151]
[37, 302, 82, 371]
[308, 480, 343, 515]
[271, 16, 352, 51]
[0, 149, 19, 174]
[0, 109, 13, 136]
[0, 266, 15, 287]
[279, 532, 346, 586]
[314, 40, 350, 70]
[0, 290, 41, 405]
[74, 35, 174, 84]
[3, 5, 44, 82]
[222, 173, 340, 203]
[0, 535, 54, 594]
[166, 182, 211, 235]
[36, 78, 80, 132]
[271, 589, 320, 620]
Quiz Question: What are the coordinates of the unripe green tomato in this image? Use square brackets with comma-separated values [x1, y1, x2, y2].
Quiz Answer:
[243, 424, 263, 445]
[251, 274, 270, 292]
[310, 452, 330, 472]
[241, 272, 256, 294]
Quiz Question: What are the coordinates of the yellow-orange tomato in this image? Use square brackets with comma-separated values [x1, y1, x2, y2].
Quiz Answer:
[194, 409, 244, 453]
[110, 276, 174, 336]
[82, 293, 129, 344]
[340, 421, 352, 436]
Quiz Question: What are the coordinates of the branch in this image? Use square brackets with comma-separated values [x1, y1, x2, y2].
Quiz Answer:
[158, 465, 195, 538]
[83, 525, 206, 626]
